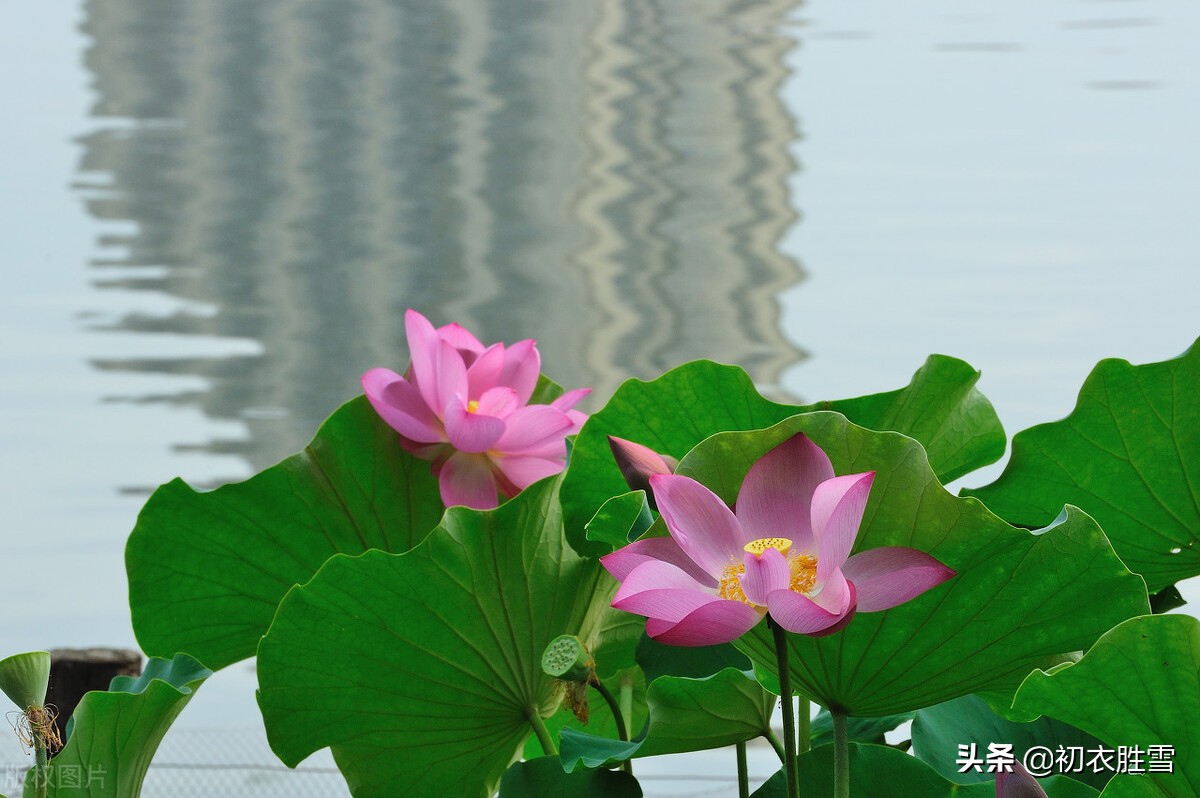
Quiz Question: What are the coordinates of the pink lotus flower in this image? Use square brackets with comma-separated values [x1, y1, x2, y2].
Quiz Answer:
[600, 433, 955, 645]
[362, 309, 590, 510]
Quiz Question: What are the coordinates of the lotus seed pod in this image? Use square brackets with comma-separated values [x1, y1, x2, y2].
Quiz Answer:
[541, 635, 593, 683]
[0, 651, 51, 710]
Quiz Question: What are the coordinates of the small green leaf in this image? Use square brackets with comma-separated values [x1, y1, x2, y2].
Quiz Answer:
[498, 757, 642, 797]
[27, 654, 210, 798]
[1150, 585, 1187, 615]
[912, 694, 1109, 789]
[0, 651, 50, 710]
[1013, 615, 1200, 798]
[562, 356, 1005, 554]
[964, 341, 1200, 592]
[559, 668, 774, 770]
[635, 634, 751, 683]
[127, 396, 446, 671]
[586, 491, 654, 550]
[681, 414, 1148, 715]
[257, 477, 618, 798]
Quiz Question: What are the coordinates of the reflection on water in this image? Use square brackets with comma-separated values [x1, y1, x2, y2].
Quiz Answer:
[77, 0, 804, 475]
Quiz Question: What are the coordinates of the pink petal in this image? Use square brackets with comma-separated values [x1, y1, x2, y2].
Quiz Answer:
[436, 321, 485, 356]
[494, 405, 574, 453]
[490, 454, 565, 490]
[438, 452, 499, 509]
[735, 433, 834, 551]
[497, 338, 541, 404]
[612, 561, 714, 619]
[996, 762, 1049, 798]
[645, 598, 764, 646]
[443, 396, 505, 453]
[738, 548, 792, 606]
[651, 474, 749, 579]
[475, 386, 520, 418]
[766, 580, 857, 636]
[361, 368, 443, 443]
[809, 567, 854, 616]
[465, 343, 506, 398]
[609, 436, 675, 496]
[842, 547, 956, 613]
[600, 536, 716, 586]
[551, 387, 591, 412]
[407, 310, 469, 416]
[811, 472, 875, 582]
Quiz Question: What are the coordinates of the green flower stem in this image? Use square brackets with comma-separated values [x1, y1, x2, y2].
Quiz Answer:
[798, 698, 811, 754]
[765, 728, 786, 762]
[832, 708, 850, 798]
[34, 724, 48, 798]
[591, 678, 633, 775]
[770, 617, 800, 798]
[736, 740, 750, 798]
[618, 676, 633, 737]
[527, 708, 557, 756]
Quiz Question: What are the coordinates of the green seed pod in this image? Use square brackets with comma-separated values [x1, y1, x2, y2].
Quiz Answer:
[0, 651, 51, 710]
[541, 635, 594, 683]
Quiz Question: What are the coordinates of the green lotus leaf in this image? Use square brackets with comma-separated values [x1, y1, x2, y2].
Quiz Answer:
[562, 356, 1004, 554]
[559, 667, 775, 770]
[256, 476, 618, 798]
[912, 694, 1109, 789]
[749, 743, 1098, 797]
[25, 654, 210, 798]
[586, 491, 654, 549]
[635, 634, 751, 683]
[675, 413, 1147, 716]
[498, 756, 642, 797]
[126, 395, 447, 671]
[1100, 775, 1174, 798]
[1012, 615, 1200, 798]
[0, 651, 50, 710]
[964, 341, 1200, 593]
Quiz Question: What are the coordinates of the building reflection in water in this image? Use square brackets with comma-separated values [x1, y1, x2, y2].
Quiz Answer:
[77, 0, 804, 475]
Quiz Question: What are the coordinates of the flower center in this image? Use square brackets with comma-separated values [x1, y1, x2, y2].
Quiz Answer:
[744, 537, 792, 558]
[467, 400, 480, 414]
[715, 538, 819, 606]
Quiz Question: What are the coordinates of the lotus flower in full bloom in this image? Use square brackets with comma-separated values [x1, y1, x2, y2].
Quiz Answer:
[600, 432, 955, 645]
[363, 309, 589, 510]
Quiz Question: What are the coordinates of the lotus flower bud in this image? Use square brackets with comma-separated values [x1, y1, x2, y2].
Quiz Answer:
[608, 436, 678, 510]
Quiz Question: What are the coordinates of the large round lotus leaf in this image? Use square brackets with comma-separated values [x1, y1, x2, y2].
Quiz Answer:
[1013, 615, 1200, 798]
[964, 341, 1200, 593]
[126, 396, 446, 671]
[257, 477, 618, 798]
[562, 356, 1004, 554]
[673, 413, 1148, 716]
[26, 654, 210, 798]
[0, 651, 50, 710]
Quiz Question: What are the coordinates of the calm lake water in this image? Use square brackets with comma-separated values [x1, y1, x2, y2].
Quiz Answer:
[3, 0, 1199, 794]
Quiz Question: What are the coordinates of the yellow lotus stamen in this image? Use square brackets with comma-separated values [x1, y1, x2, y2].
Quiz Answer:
[718, 562, 749, 604]
[744, 537, 792, 558]
[467, 400, 480, 413]
[789, 555, 818, 594]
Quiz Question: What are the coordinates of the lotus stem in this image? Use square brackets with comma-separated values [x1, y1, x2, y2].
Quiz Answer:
[591, 677, 633, 774]
[765, 727, 786, 762]
[34, 735, 48, 798]
[769, 616, 800, 798]
[619, 676, 633, 738]
[736, 740, 750, 798]
[526, 707, 557, 756]
[798, 698, 810, 754]
[833, 708, 850, 798]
